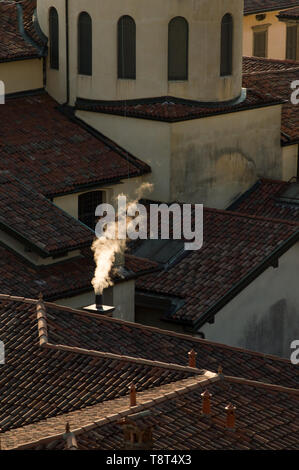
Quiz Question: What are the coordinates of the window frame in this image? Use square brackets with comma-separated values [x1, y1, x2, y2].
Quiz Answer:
[78, 191, 104, 231]
[78, 11, 93, 76]
[286, 23, 298, 61]
[220, 13, 233, 77]
[49, 7, 59, 70]
[117, 15, 136, 80]
[252, 23, 271, 58]
[168, 16, 189, 81]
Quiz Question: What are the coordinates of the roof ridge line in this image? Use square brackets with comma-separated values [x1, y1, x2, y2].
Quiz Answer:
[0, 293, 294, 365]
[43, 342, 205, 375]
[225, 375, 299, 394]
[222, 208, 299, 227]
[36, 294, 48, 346]
[7, 372, 218, 450]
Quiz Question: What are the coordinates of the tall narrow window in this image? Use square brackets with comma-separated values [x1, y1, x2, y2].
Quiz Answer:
[220, 14, 233, 76]
[78, 191, 103, 231]
[253, 30, 267, 57]
[49, 7, 59, 70]
[78, 12, 92, 75]
[118, 16, 136, 79]
[168, 17, 188, 81]
[286, 25, 298, 60]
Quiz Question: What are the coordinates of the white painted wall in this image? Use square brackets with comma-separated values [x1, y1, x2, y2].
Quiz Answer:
[37, 0, 243, 104]
[201, 241, 299, 358]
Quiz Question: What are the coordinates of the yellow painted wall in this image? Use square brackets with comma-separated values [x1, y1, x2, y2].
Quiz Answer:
[243, 10, 289, 59]
[0, 58, 43, 94]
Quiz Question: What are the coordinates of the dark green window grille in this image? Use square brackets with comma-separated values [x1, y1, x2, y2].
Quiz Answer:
[78, 12, 92, 75]
[49, 7, 59, 70]
[118, 16, 136, 79]
[78, 191, 103, 230]
[220, 14, 233, 76]
[168, 17, 188, 81]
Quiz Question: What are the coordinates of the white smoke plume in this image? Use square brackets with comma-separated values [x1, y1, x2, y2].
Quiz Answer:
[91, 183, 153, 295]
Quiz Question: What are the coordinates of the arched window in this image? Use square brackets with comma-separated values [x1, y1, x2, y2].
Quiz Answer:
[118, 16, 136, 79]
[49, 7, 59, 70]
[78, 191, 103, 230]
[220, 14, 233, 76]
[78, 12, 92, 75]
[168, 17, 188, 81]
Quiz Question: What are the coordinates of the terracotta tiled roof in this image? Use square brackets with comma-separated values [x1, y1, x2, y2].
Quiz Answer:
[0, 0, 42, 62]
[0, 295, 297, 447]
[135, 207, 299, 326]
[0, 171, 94, 255]
[242, 57, 299, 144]
[244, 0, 299, 15]
[125, 254, 160, 274]
[0, 92, 150, 197]
[75, 88, 282, 123]
[229, 178, 299, 222]
[278, 5, 299, 17]
[4, 374, 298, 450]
[243, 55, 299, 73]
[0, 296, 198, 433]
[0, 247, 96, 300]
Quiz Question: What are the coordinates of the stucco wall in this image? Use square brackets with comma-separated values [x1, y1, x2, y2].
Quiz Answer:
[37, 0, 243, 104]
[75, 110, 171, 202]
[77, 104, 282, 208]
[0, 59, 43, 94]
[201, 242, 299, 358]
[243, 11, 288, 59]
[282, 144, 298, 181]
[104, 280, 135, 322]
[54, 175, 151, 219]
[170, 104, 283, 207]
[37, 0, 67, 103]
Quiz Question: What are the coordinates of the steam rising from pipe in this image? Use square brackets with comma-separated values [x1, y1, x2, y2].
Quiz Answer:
[91, 183, 153, 295]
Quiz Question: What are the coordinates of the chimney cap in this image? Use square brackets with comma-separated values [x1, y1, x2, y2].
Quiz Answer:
[201, 390, 212, 398]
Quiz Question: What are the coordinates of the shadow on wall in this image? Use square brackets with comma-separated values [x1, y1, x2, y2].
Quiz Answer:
[243, 299, 299, 358]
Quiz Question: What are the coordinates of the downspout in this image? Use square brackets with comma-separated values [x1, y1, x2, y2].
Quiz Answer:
[65, 0, 70, 105]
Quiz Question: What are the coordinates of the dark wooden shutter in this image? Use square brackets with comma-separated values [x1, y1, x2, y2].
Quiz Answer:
[286, 25, 297, 60]
[168, 17, 188, 81]
[78, 191, 103, 230]
[118, 16, 136, 79]
[220, 14, 233, 76]
[253, 30, 267, 58]
[78, 12, 92, 75]
[49, 8, 59, 70]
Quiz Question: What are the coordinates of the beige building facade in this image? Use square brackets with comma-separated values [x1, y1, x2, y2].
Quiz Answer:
[37, 0, 243, 104]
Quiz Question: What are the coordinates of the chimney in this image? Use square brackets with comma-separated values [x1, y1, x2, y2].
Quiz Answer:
[130, 383, 137, 407]
[201, 390, 212, 416]
[225, 404, 236, 430]
[121, 411, 153, 450]
[83, 291, 115, 315]
[188, 349, 197, 368]
[63, 423, 78, 450]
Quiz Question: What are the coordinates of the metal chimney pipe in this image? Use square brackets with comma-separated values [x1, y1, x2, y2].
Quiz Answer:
[95, 294, 103, 309]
